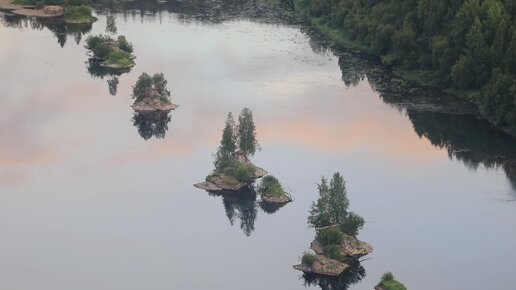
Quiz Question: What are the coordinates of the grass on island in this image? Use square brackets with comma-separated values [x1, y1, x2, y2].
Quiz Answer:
[64, 5, 96, 23]
[257, 175, 286, 197]
[380, 272, 408, 290]
[86, 35, 135, 68]
[301, 252, 316, 267]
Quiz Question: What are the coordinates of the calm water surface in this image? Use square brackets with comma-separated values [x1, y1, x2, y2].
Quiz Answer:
[1, 5, 516, 290]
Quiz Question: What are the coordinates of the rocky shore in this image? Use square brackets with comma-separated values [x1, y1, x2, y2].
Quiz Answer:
[131, 89, 179, 112]
[293, 233, 373, 277]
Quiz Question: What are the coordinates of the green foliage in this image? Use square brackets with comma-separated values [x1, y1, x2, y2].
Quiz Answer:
[301, 252, 316, 267]
[257, 175, 285, 197]
[317, 227, 343, 246]
[64, 5, 95, 23]
[308, 172, 364, 236]
[232, 163, 256, 183]
[294, 0, 516, 135]
[380, 272, 408, 290]
[132, 73, 171, 101]
[238, 108, 258, 157]
[322, 244, 344, 261]
[117, 36, 133, 53]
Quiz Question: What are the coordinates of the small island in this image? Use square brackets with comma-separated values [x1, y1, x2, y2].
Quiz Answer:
[195, 109, 267, 192]
[257, 175, 292, 205]
[375, 272, 408, 290]
[86, 34, 135, 70]
[0, 0, 95, 23]
[293, 172, 372, 277]
[131, 72, 178, 112]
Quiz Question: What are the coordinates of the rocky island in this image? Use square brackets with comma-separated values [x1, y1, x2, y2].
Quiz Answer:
[86, 34, 135, 70]
[293, 173, 372, 277]
[257, 175, 292, 205]
[374, 272, 408, 290]
[131, 72, 178, 112]
[0, 0, 95, 23]
[195, 109, 266, 192]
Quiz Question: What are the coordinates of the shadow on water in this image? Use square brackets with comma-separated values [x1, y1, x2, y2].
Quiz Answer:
[132, 110, 172, 140]
[208, 187, 258, 237]
[92, 0, 299, 24]
[302, 27, 516, 189]
[0, 12, 92, 47]
[301, 263, 366, 290]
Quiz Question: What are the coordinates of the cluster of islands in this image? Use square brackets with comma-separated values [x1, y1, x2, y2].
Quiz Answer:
[0, 3, 410, 288]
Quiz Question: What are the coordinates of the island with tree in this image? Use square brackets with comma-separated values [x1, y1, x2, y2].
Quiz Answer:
[294, 172, 372, 277]
[257, 175, 292, 210]
[131, 72, 178, 112]
[375, 272, 408, 290]
[195, 109, 266, 192]
[86, 34, 135, 70]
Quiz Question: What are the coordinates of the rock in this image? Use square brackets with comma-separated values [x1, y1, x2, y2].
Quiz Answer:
[374, 284, 387, 290]
[293, 255, 349, 277]
[310, 234, 373, 259]
[43, 5, 63, 16]
[194, 164, 267, 192]
[261, 192, 292, 205]
[131, 89, 179, 112]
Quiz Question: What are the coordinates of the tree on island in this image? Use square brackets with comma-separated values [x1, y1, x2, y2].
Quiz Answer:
[308, 172, 364, 236]
[132, 72, 171, 102]
[214, 108, 259, 172]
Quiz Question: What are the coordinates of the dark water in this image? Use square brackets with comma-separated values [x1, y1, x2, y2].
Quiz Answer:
[1, 2, 516, 290]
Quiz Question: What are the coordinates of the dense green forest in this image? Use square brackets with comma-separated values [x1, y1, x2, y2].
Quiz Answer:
[294, 0, 516, 135]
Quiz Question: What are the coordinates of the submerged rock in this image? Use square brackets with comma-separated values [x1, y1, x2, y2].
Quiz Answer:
[131, 89, 179, 112]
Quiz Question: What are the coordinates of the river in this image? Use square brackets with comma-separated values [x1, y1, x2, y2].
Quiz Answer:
[1, 1, 515, 289]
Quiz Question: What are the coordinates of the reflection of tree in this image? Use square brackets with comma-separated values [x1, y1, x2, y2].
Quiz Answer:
[106, 15, 117, 34]
[107, 77, 119, 96]
[259, 200, 288, 214]
[209, 187, 258, 237]
[91, 0, 297, 24]
[132, 111, 172, 140]
[86, 59, 131, 94]
[301, 263, 366, 290]
[331, 44, 516, 187]
[0, 13, 92, 47]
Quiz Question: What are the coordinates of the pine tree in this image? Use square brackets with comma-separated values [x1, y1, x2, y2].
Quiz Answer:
[221, 112, 237, 154]
[237, 108, 258, 157]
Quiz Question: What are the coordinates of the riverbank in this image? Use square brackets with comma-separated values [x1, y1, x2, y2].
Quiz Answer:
[292, 0, 516, 137]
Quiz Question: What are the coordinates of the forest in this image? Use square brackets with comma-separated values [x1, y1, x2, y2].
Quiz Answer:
[294, 0, 516, 135]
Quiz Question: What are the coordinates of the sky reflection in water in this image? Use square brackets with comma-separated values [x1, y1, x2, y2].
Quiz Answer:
[0, 8, 516, 290]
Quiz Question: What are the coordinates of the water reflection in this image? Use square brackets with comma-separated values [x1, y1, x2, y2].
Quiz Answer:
[303, 28, 516, 186]
[208, 188, 258, 237]
[132, 111, 172, 140]
[259, 199, 288, 214]
[105, 14, 117, 34]
[0, 12, 92, 47]
[86, 59, 132, 95]
[301, 263, 366, 290]
[92, 0, 298, 24]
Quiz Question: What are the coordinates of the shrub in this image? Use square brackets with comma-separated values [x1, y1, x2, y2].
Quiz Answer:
[301, 252, 316, 267]
[232, 163, 256, 183]
[257, 175, 284, 197]
[382, 272, 394, 282]
[117, 35, 133, 53]
[105, 50, 133, 67]
[340, 212, 365, 236]
[68, 0, 89, 6]
[317, 227, 343, 246]
[322, 244, 344, 261]
[64, 5, 94, 22]
[132, 73, 171, 100]
[380, 272, 408, 290]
